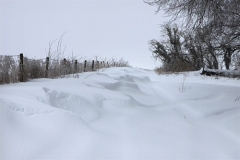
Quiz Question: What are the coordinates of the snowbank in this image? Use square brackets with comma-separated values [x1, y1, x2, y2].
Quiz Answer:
[1, 67, 240, 159]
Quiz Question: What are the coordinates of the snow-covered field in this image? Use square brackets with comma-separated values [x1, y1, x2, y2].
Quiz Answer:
[1, 67, 240, 159]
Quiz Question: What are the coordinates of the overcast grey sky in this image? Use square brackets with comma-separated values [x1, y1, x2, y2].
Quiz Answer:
[0, 0, 167, 69]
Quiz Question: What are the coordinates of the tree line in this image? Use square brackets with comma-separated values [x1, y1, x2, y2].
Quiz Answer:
[145, 0, 240, 73]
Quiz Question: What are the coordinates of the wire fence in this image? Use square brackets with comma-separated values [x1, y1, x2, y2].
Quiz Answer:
[0, 54, 129, 84]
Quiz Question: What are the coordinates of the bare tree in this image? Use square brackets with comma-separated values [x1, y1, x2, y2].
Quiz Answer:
[149, 39, 170, 63]
[144, 0, 240, 30]
[149, 24, 195, 72]
[145, 0, 240, 49]
[145, 0, 240, 70]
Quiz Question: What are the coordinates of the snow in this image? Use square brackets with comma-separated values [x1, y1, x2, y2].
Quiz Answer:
[202, 67, 240, 77]
[0, 67, 240, 159]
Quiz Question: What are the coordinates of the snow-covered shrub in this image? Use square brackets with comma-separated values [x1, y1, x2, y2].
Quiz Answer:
[154, 67, 165, 75]
[0, 56, 18, 84]
[21, 57, 45, 81]
[48, 59, 61, 79]
[28, 59, 45, 79]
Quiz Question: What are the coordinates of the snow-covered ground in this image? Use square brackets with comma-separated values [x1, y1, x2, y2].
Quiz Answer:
[1, 67, 240, 159]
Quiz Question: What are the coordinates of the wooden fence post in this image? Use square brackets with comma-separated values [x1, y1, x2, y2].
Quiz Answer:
[92, 60, 94, 71]
[19, 53, 24, 82]
[75, 60, 78, 73]
[45, 57, 49, 78]
[84, 60, 87, 72]
[62, 58, 67, 76]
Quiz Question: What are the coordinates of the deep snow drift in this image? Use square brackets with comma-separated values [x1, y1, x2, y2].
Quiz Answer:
[1, 67, 240, 159]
